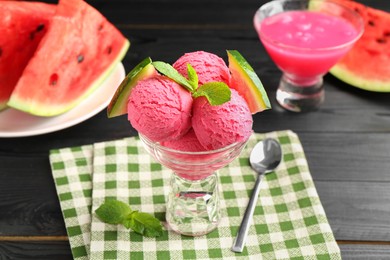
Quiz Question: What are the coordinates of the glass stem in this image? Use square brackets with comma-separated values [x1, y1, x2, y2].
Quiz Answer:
[166, 172, 220, 236]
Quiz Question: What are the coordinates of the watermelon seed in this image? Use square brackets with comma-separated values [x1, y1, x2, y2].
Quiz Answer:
[376, 38, 386, 44]
[29, 32, 35, 40]
[107, 46, 112, 54]
[368, 20, 375, 27]
[0, 47, 2, 57]
[353, 7, 360, 13]
[50, 74, 59, 86]
[77, 54, 84, 63]
[36, 24, 44, 32]
[384, 32, 390, 37]
[98, 24, 104, 31]
[29, 25, 45, 40]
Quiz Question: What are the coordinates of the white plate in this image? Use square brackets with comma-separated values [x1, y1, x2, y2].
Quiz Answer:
[0, 62, 126, 138]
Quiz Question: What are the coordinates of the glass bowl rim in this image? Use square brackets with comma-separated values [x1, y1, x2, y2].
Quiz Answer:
[139, 132, 251, 156]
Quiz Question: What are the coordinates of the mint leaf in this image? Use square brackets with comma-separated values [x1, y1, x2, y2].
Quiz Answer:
[151, 60, 232, 106]
[122, 211, 143, 233]
[95, 200, 132, 224]
[193, 82, 231, 106]
[152, 61, 194, 92]
[95, 199, 164, 237]
[123, 211, 164, 237]
[132, 212, 164, 237]
[186, 63, 198, 90]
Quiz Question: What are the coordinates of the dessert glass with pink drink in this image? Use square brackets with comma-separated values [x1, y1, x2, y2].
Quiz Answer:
[254, 0, 363, 112]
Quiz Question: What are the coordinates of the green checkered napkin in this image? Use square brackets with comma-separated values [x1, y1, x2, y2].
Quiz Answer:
[50, 130, 341, 260]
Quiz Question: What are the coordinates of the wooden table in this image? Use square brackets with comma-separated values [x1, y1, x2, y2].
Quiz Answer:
[1, 0, 389, 258]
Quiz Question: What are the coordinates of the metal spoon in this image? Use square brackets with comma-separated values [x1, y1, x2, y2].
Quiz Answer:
[232, 138, 282, 253]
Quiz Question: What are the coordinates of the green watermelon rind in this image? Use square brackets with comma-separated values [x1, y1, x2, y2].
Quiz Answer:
[227, 50, 271, 114]
[8, 40, 130, 117]
[330, 65, 390, 92]
[107, 57, 157, 118]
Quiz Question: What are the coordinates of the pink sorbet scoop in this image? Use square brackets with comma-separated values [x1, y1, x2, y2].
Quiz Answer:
[173, 51, 231, 85]
[127, 75, 192, 142]
[192, 89, 253, 150]
[161, 128, 207, 152]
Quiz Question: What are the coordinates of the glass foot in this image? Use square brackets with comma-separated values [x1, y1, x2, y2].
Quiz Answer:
[276, 75, 324, 112]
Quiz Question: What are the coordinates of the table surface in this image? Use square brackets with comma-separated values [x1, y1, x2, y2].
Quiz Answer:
[1, 0, 390, 259]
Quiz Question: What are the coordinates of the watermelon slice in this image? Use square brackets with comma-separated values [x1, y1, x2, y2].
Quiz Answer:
[227, 50, 271, 114]
[8, 0, 130, 116]
[0, 1, 55, 111]
[329, 0, 390, 92]
[107, 57, 158, 118]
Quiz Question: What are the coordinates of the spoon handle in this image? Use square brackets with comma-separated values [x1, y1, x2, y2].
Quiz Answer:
[231, 173, 264, 253]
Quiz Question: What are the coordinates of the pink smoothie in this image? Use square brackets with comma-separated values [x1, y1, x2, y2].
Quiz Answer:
[255, 11, 360, 80]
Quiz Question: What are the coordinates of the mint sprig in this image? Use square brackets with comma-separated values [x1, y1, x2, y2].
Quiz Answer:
[95, 199, 164, 237]
[152, 61, 194, 92]
[193, 82, 231, 106]
[152, 61, 231, 106]
[186, 63, 199, 90]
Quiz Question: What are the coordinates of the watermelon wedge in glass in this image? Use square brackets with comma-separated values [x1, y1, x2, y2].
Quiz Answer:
[8, 0, 130, 116]
[0, 1, 55, 111]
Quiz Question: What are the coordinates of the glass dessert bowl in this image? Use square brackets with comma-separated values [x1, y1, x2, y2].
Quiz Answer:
[140, 133, 249, 236]
[254, 0, 364, 112]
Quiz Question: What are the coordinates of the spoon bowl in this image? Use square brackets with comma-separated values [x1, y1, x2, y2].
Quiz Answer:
[232, 138, 282, 253]
[250, 138, 282, 174]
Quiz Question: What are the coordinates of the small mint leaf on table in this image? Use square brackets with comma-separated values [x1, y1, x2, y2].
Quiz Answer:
[132, 212, 163, 237]
[95, 199, 164, 237]
[125, 211, 164, 237]
[152, 61, 194, 92]
[95, 200, 132, 224]
[122, 211, 143, 233]
[193, 82, 231, 106]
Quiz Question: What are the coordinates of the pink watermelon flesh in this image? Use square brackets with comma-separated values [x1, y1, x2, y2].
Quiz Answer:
[0, 1, 55, 111]
[8, 0, 130, 116]
[330, 0, 390, 92]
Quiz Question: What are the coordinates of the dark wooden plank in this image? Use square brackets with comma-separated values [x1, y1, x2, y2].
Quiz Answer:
[0, 155, 67, 236]
[86, 0, 390, 26]
[0, 112, 134, 151]
[339, 244, 390, 260]
[316, 181, 390, 241]
[299, 133, 390, 182]
[1, 241, 390, 260]
[0, 241, 72, 260]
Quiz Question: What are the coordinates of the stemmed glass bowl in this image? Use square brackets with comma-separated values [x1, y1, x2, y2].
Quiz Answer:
[140, 133, 249, 236]
[254, 0, 364, 112]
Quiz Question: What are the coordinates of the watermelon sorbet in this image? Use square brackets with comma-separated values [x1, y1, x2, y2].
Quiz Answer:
[173, 51, 231, 85]
[127, 75, 192, 142]
[127, 51, 253, 152]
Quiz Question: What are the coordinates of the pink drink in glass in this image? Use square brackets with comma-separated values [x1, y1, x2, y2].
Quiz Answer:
[253, 0, 363, 112]
[256, 11, 359, 84]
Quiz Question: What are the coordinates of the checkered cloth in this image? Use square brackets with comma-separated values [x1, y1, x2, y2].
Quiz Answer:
[49, 130, 341, 260]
